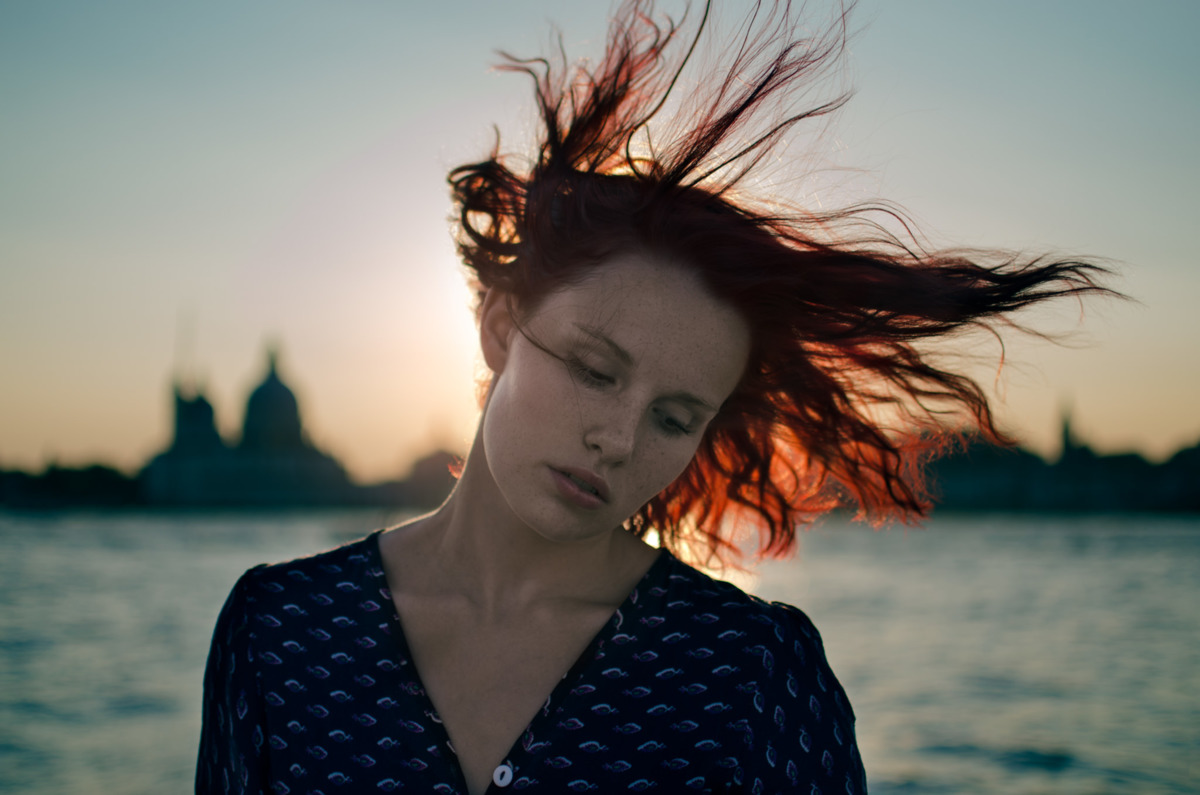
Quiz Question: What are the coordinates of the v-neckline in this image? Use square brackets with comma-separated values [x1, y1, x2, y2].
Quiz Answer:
[366, 529, 671, 793]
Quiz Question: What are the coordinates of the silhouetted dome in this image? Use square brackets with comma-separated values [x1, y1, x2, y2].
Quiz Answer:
[240, 348, 304, 451]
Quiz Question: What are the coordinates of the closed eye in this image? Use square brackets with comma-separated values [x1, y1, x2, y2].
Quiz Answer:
[654, 407, 694, 437]
[566, 356, 614, 388]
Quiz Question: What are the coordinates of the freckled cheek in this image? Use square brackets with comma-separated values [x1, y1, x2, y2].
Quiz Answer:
[635, 444, 701, 501]
[502, 363, 586, 441]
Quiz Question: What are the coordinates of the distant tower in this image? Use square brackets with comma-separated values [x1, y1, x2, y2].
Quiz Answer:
[1059, 404, 1077, 462]
[169, 385, 226, 454]
[143, 378, 228, 505]
[175, 307, 197, 394]
[1057, 403, 1095, 466]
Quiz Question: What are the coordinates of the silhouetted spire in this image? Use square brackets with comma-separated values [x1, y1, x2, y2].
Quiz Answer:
[1060, 404, 1076, 461]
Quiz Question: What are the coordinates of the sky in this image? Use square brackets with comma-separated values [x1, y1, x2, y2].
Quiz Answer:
[2, 0, 1198, 484]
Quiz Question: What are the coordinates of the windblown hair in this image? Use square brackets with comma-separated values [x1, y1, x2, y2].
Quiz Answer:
[449, 0, 1112, 565]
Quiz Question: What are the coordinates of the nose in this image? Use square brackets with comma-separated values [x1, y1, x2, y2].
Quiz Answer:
[583, 400, 639, 465]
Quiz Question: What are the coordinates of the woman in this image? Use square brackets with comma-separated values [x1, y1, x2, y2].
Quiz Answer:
[197, 2, 1110, 792]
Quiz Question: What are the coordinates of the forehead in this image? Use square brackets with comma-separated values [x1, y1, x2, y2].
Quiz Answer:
[530, 252, 751, 399]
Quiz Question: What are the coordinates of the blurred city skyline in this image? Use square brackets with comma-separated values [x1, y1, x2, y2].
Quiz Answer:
[3, 1, 1198, 483]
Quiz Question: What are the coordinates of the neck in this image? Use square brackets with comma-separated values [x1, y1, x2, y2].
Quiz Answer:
[399, 435, 655, 616]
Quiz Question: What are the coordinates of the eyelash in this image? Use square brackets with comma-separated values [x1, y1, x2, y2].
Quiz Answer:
[566, 356, 614, 388]
[566, 356, 694, 437]
[654, 409, 692, 437]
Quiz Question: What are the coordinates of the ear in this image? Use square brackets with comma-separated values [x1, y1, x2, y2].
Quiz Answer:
[479, 288, 518, 376]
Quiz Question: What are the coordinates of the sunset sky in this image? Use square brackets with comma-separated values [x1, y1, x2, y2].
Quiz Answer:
[3, 1, 1198, 484]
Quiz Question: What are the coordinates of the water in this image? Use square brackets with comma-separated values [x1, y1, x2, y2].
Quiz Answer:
[1, 511, 1196, 794]
[753, 516, 1200, 794]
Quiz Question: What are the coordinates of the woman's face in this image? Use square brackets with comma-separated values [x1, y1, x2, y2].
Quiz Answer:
[479, 250, 751, 545]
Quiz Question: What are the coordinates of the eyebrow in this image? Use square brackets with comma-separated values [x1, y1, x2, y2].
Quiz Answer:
[576, 323, 634, 366]
[574, 323, 717, 413]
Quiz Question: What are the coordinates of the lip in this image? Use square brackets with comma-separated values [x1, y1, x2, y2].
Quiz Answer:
[550, 465, 611, 508]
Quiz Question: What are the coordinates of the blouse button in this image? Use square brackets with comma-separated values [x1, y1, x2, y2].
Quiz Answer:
[492, 763, 514, 787]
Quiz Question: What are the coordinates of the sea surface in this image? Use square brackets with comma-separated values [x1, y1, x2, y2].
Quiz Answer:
[0, 511, 1196, 794]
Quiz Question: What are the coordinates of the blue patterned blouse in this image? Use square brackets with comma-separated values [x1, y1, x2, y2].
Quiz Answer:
[196, 531, 866, 794]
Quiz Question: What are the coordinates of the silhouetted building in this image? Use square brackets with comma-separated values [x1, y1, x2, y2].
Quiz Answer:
[0, 464, 140, 509]
[141, 348, 356, 506]
[3, 357, 1192, 511]
[932, 410, 1200, 512]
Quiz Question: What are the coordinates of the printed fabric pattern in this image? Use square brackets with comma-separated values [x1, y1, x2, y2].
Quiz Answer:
[196, 531, 867, 794]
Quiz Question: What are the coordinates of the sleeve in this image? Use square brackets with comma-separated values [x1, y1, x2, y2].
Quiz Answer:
[196, 566, 270, 795]
[753, 603, 868, 795]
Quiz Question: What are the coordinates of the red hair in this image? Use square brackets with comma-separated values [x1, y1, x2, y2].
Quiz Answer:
[449, 1, 1113, 565]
